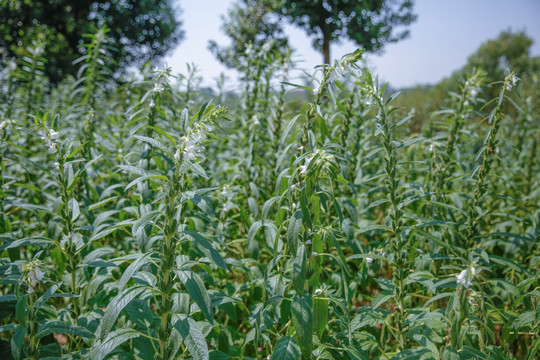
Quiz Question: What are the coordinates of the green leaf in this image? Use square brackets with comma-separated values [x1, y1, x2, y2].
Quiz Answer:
[176, 270, 213, 325]
[271, 336, 301, 360]
[172, 314, 209, 360]
[424, 292, 453, 307]
[69, 198, 80, 222]
[85, 196, 119, 212]
[525, 336, 540, 360]
[133, 134, 171, 154]
[292, 244, 306, 293]
[287, 210, 302, 256]
[462, 346, 487, 359]
[12, 154, 52, 176]
[280, 114, 301, 145]
[185, 230, 227, 270]
[390, 348, 432, 360]
[132, 210, 161, 237]
[442, 348, 459, 360]
[15, 295, 27, 328]
[313, 297, 328, 339]
[372, 290, 393, 310]
[356, 224, 390, 234]
[186, 193, 215, 218]
[100, 286, 146, 338]
[291, 293, 313, 359]
[118, 164, 151, 177]
[89, 328, 140, 360]
[0, 236, 52, 250]
[117, 252, 153, 292]
[10, 325, 25, 360]
[37, 321, 95, 339]
[124, 174, 167, 192]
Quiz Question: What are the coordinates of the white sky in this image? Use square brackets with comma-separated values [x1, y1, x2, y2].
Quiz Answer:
[163, 0, 540, 90]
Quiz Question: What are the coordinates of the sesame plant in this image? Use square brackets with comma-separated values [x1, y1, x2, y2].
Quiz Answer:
[0, 28, 539, 360]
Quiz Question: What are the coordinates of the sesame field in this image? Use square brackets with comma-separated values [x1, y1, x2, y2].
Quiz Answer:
[0, 36, 539, 360]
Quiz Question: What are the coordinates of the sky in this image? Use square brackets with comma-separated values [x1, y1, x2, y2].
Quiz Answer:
[163, 0, 540, 90]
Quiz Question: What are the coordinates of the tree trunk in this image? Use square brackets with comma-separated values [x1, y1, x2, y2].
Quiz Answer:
[323, 30, 330, 64]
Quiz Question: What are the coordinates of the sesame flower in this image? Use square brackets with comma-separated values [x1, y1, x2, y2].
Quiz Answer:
[366, 257, 374, 264]
[26, 265, 44, 294]
[153, 83, 164, 93]
[149, 99, 156, 108]
[505, 74, 519, 91]
[195, 127, 206, 143]
[456, 268, 472, 288]
[40, 128, 59, 154]
[182, 138, 197, 161]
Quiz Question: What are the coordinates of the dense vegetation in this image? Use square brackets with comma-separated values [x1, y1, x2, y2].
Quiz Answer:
[0, 28, 539, 360]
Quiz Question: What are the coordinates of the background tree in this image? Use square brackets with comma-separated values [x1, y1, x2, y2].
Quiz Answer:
[280, 0, 417, 64]
[208, 0, 289, 72]
[0, 0, 184, 84]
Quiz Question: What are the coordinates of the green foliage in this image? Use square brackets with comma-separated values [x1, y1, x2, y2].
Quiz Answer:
[280, 0, 417, 63]
[0, 27, 539, 360]
[208, 0, 289, 72]
[0, 0, 184, 83]
[394, 31, 540, 130]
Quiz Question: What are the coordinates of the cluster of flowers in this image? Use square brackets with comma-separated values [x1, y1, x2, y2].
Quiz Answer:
[505, 74, 520, 91]
[456, 265, 476, 289]
[40, 127, 59, 154]
[298, 152, 315, 177]
[22, 261, 44, 294]
[175, 124, 212, 162]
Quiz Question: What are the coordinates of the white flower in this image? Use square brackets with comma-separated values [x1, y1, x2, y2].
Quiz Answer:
[456, 269, 472, 288]
[252, 115, 260, 125]
[313, 84, 321, 96]
[505, 74, 519, 91]
[311, 251, 317, 256]
[0, 120, 11, 131]
[53, 162, 59, 169]
[153, 83, 164, 93]
[48, 143, 56, 154]
[149, 99, 155, 108]
[49, 130, 59, 140]
[196, 128, 206, 142]
[28, 266, 44, 294]
[511, 74, 519, 86]
[299, 164, 307, 176]
[182, 138, 198, 161]
[469, 88, 479, 98]
[305, 240, 312, 245]
[314, 288, 323, 295]
[297, 145, 304, 152]
[366, 257, 373, 264]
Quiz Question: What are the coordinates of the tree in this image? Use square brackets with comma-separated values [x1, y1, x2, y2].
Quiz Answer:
[0, 0, 184, 83]
[465, 31, 536, 81]
[280, 0, 416, 64]
[208, 0, 289, 72]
